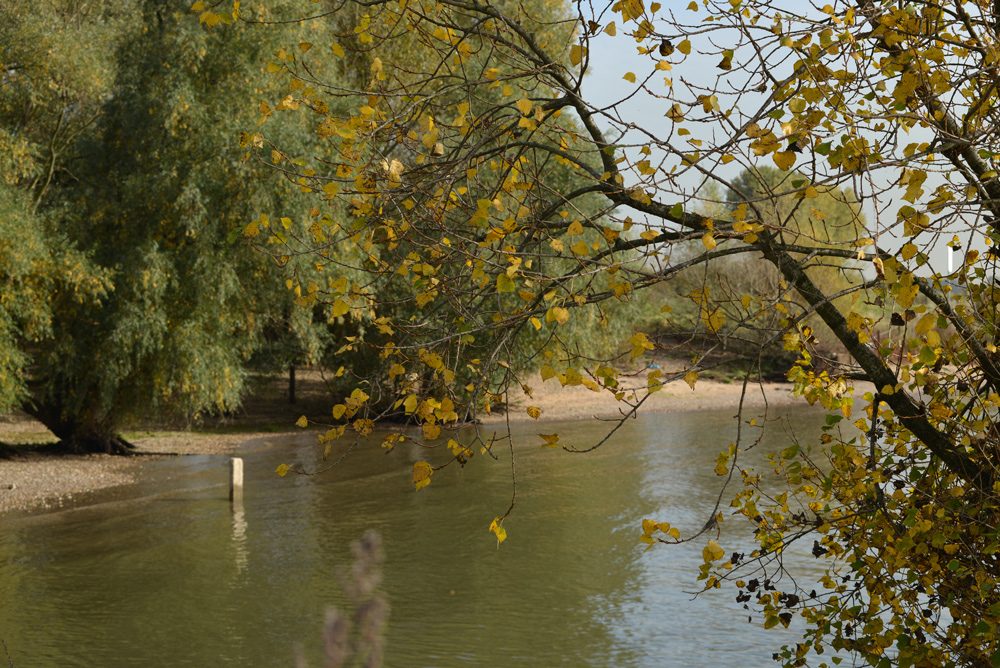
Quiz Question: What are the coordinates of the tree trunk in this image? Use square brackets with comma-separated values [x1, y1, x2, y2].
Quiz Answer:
[22, 400, 134, 455]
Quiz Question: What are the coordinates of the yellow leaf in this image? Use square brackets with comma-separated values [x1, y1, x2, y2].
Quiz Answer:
[703, 539, 724, 562]
[623, 72, 636, 83]
[539, 433, 560, 447]
[684, 371, 698, 389]
[678, 39, 691, 54]
[332, 404, 346, 419]
[516, 98, 533, 115]
[413, 461, 433, 490]
[540, 365, 557, 380]
[703, 308, 726, 332]
[422, 423, 441, 441]
[548, 306, 570, 325]
[489, 517, 507, 545]
[331, 43, 345, 57]
[275, 463, 290, 477]
[295, 415, 309, 428]
[915, 313, 935, 336]
[900, 243, 918, 261]
[563, 368, 583, 386]
[331, 298, 350, 318]
[527, 406, 541, 419]
[772, 151, 796, 171]
[299, 41, 312, 52]
[570, 44, 586, 66]
[925, 329, 941, 348]
[702, 232, 716, 251]
[642, 518, 657, 534]
[566, 220, 584, 235]
[318, 117, 337, 137]
[895, 271, 918, 309]
[190, 0, 204, 9]
[604, 21, 616, 36]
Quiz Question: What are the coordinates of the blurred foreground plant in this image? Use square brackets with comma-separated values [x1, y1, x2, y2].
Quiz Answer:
[295, 531, 389, 668]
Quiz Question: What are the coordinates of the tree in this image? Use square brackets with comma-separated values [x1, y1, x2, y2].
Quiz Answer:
[225, 0, 1000, 665]
[647, 168, 865, 368]
[0, 0, 348, 451]
[0, 0, 129, 422]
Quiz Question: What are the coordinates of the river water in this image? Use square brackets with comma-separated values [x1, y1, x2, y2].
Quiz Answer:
[0, 408, 836, 667]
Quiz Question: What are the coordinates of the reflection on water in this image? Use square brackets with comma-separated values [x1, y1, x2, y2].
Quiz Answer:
[0, 407, 834, 667]
[231, 497, 248, 576]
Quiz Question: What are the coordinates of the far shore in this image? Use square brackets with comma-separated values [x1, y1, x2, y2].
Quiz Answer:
[479, 373, 805, 424]
[0, 373, 870, 517]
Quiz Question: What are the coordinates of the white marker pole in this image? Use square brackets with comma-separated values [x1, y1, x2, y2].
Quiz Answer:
[230, 457, 244, 501]
[948, 245, 954, 273]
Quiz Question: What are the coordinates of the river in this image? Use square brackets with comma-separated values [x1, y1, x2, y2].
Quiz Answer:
[0, 407, 837, 667]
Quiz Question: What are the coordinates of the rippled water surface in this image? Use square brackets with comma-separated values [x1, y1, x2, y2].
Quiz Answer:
[0, 407, 834, 667]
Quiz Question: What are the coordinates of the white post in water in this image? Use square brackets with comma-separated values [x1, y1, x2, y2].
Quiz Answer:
[230, 457, 244, 501]
[948, 245, 954, 273]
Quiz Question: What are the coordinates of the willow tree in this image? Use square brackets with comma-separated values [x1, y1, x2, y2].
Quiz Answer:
[0, 0, 129, 426]
[224, 0, 1000, 665]
[1, 0, 348, 451]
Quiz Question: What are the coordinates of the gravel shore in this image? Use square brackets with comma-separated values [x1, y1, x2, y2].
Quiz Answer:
[0, 414, 288, 516]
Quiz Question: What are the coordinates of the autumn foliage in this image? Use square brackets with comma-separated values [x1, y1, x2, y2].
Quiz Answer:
[206, 0, 1000, 665]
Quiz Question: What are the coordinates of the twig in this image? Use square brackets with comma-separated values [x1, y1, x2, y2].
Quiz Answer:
[1, 636, 15, 668]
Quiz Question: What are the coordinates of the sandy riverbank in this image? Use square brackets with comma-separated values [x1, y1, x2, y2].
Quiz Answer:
[478, 373, 805, 425]
[0, 372, 868, 517]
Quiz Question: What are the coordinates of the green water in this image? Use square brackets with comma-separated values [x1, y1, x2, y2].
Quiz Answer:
[0, 408, 833, 667]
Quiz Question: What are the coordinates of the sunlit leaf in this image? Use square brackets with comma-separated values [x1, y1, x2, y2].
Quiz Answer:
[703, 539, 724, 562]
